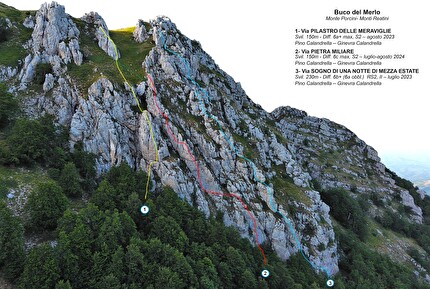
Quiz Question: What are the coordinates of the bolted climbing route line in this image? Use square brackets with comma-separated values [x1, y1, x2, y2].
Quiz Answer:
[99, 26, 159, 202]
[147, 72, 267, 266]
[159, 29, 334, 283]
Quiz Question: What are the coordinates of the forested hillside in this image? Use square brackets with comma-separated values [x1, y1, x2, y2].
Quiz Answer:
[1, 2, 430, 288]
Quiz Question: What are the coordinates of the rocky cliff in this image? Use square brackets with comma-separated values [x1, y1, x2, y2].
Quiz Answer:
[1, 1, 429, 281]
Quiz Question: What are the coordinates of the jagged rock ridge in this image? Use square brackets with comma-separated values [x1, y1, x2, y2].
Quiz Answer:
[1, 1, 429, 279]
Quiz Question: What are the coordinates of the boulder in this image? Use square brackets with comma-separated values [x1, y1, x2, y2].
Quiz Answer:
[133, 19, 148, 43]
[81, 12, 119, 59]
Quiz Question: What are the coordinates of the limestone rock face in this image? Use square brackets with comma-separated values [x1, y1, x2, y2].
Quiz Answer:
[133, 19, 149, 43]
[19, 1, 83, 88]
[68, 38, 83, 64]
[23, 15, 35, 28]
[400, 190, 423, 223]
[19, 54, 40, 85]
[0, 65, 17, 81]
[271, 105, 424, 224]
[42, 73, 55, 91]
[70, 78, 137, 173]
[81, 12, 118, 59]
[24, 75, 79, 126]
[31, 1, 82, 65]
[49, 15, 341, 275]
[9, 4, 429, 279]
[138, 16, 340, 275]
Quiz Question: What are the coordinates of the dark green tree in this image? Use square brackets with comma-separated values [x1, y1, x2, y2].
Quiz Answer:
[26, 180, 69, 230]
[239, 269, 258, 289]
[0, 139, 14, 164]
[56, 205, 105, 288]
[19, 243, 60, 289]
[195, 257, 221, 289]
[320, 188, 369, 241]
[55, 280, 72, 289]
[108, 246, 125, 282]
[105, 163, 146, 209]
[56, 237, 80, 289]
[72, 142, 97, 192]
[50, 147, 68, 170]
[141, 238, 197, 287]
[225, 246, 247, 283]
[96, 210, 136, 251]
[124, 239, 147, 286]
[3, 115, 67, 166]
[90, 179, 117, 211]
[149, 215, 189, 251]
[94, 273, 122, 289]
[75, 203, 105, 240]
[0, 82, 18, 127]
[58, 219, 93, 288]
[124, 191, 144, 228]
[0, 202, 25, 280]
[59, 162, 82, 198]
[0, 19, 10, 42]
[153, 267, 185, 288]
[7, 118, 49, 165]
[90, 244, 112, 288]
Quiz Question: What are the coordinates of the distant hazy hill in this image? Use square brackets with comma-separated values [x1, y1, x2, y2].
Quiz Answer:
[381, 153, 430, 194]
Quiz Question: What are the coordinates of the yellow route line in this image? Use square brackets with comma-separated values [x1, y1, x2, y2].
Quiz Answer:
[99, 27, 159, 201]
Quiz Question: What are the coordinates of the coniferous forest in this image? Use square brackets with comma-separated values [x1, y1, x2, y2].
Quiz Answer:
[0, 116, 429, 288]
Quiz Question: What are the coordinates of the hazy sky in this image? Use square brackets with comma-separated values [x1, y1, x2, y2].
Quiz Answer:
[3, 0, 429, 158]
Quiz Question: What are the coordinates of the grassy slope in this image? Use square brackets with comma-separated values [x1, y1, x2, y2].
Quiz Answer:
[67, 22, 155, 94]
[0, 3, 33, 66]
[0, 166, 49, 199]
[335, 217, 426, 276]
[1, 2, 154, 88]
[110, 27, 154, 84]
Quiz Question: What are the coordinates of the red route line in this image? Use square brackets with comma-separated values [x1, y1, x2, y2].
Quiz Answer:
[147, 73, 267, 266]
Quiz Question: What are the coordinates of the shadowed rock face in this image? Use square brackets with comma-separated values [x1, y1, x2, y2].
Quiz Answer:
[3, 2, 427, 278]
[81, 11, 118, 59]
[18, 1, 82, 91]
[32, 1, 82, 64]
[133, 19, 148, 43]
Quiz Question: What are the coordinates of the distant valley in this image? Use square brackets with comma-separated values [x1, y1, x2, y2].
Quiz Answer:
[381, 152, 430, 194]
